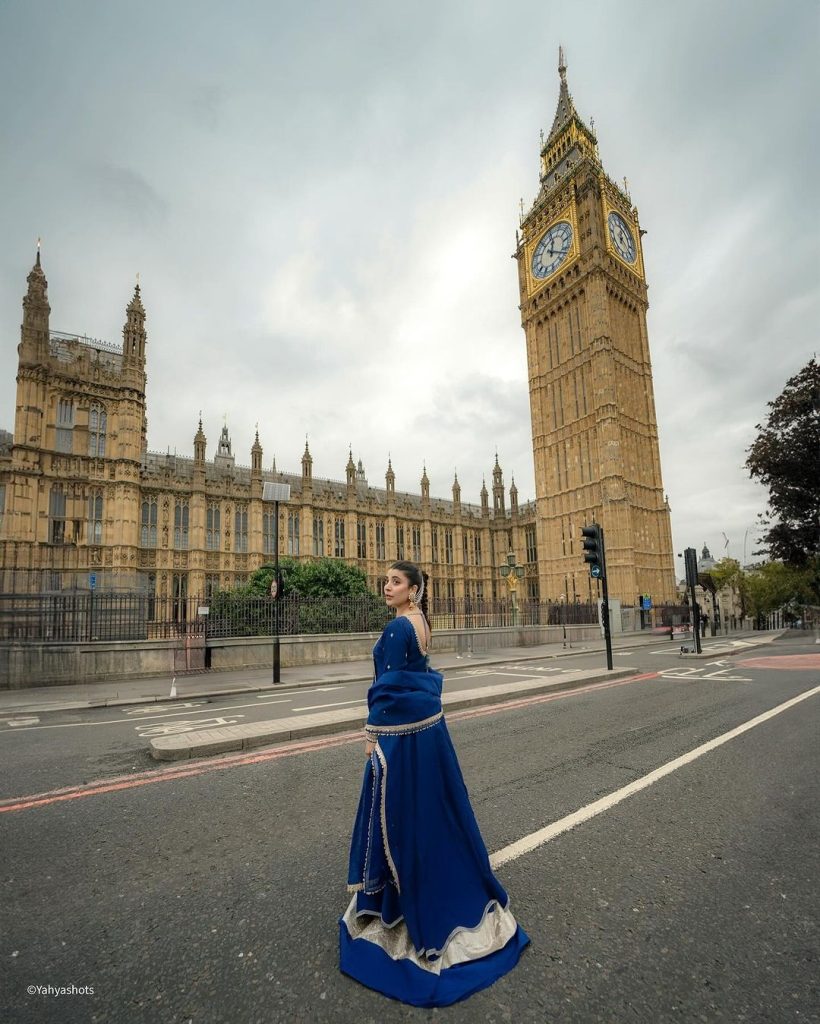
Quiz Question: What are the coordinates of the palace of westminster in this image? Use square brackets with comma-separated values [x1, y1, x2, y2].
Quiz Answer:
[0, 55, 676, 611]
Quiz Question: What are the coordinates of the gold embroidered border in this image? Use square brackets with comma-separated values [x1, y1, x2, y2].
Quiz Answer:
[373, 743, 401, 894]
[364, 710, 443, 738]
[341, 895, 520, 974]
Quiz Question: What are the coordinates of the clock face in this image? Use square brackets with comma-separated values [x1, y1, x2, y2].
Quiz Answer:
[531, 221, 573, 279]
[608, 211, 636, 263]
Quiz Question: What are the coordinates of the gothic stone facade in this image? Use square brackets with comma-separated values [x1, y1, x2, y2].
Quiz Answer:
[0, 254, 538, 607]
[514, 52, 677, 605]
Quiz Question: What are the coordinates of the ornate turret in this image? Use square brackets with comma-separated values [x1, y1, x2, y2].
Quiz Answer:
[421, 464, 430, 503]
[194, 415, 206, 464]
[451, 470, 461, 510]
[301, 437, 313, 483]
[385, 457, 395, 497]
[214, 421, 235, 474]
[122, 280, 147, 368]
[356, 458, 366, 483]
[509, 474, 519, 516]
[346, 447, 356, 487]
[20, 243, 50, 362]
[480, 477, 489, 517]
[492, 453, 505, 515]
[251, 429, 263, 478]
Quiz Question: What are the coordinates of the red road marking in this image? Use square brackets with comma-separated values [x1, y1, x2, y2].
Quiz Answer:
[738, 654, 820, 671]
[0, 671, 657, 815]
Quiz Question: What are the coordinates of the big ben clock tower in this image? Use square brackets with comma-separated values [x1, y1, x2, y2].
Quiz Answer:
[515, 49, 676, 606]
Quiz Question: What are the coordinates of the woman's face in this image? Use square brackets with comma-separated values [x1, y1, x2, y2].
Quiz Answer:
[383, 568, 414, 608]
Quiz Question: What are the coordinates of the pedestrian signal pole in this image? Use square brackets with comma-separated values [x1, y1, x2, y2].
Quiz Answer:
[581, 523, 613, 670]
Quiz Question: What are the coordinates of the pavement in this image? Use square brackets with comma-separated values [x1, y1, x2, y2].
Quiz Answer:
[148, 663, 644, 761]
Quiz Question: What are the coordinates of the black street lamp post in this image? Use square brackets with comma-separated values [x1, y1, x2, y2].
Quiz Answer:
[499, 550, 525, 626]
[262, 481, 291, 683]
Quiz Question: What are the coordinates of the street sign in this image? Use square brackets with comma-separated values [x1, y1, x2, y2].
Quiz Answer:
[641, 594, 652, 610]
[89, 573, 97, 591]
[590, 564, 602, 579]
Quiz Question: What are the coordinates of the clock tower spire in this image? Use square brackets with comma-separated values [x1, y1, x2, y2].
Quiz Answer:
[514, 50, 676, 606]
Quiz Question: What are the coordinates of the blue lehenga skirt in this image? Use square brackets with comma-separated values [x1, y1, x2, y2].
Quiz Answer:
[339, 710, 530, 1007]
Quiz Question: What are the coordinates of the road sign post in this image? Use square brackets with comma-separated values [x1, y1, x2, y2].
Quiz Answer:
[683, 546, 702, 654]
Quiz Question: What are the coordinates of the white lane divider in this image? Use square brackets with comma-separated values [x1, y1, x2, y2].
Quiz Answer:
[490, 684, 820, 869]
[291, 699, 367, 712]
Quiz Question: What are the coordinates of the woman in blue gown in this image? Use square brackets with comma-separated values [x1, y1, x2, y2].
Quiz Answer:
[339, 560, 530, 1007]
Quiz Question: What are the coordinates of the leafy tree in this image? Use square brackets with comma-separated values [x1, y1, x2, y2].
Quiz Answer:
[709, 557, 743, 590]
[744, 561, 807, 626]
[746, 357, 820, 568]
[246, 558, 373, 597]
[208, 558, 388, 636]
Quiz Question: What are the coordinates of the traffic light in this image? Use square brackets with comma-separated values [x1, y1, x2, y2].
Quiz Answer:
[581, 524, 604, 579]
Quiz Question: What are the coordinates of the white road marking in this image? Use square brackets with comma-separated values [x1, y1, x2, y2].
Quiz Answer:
[0, 699, 290, 732]
[1, 717, 40, 727]
[127, 702, 206, 715]
[490, 684, 820, 869]
[291, 699, 367, 711]
[136, 716, 245, 738]
[661, 667, 751, 683]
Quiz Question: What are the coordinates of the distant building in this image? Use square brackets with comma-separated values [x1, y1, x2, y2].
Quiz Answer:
[698, 544, 716, 572]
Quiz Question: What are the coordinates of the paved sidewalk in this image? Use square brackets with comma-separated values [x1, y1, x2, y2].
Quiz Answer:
[0, 629, 781, 715]
[149, 664, 643, 761]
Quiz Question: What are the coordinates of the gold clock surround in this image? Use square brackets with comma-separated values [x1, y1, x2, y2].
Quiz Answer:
[524, 203, 580, 296]
[601, 198, 645, 279]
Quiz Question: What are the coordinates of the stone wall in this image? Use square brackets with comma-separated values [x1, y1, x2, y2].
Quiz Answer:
[0, 624, 606, 689]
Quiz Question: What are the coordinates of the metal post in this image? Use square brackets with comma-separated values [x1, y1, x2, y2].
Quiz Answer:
[273, 499, 281, 684]
[684, 546, 702, 654]
[600, 573, 613, 670]
[262, 481, 291, 685]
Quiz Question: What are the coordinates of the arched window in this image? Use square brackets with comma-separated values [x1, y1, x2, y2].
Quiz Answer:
[87, 489, 103, 544]
[49, 484, 66, 544]
[288, 511, 300, 555]
[206, 503, 221, 550]
[141, 497, 158, 548]
[174, 501, 190, 550]
[234, 506, 248, 553]
[56, 398, 74, 453]
[88, 403, 107, 458]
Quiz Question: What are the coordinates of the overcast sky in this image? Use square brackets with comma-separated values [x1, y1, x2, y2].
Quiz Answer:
[1, 0, 817, 573]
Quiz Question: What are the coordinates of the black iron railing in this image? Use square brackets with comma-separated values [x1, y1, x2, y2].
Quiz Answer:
[0, 592, 603, 644]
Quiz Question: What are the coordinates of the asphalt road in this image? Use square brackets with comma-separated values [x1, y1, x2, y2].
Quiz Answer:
[2, 631, 818, 1023]
[0, 632, 776, 799]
